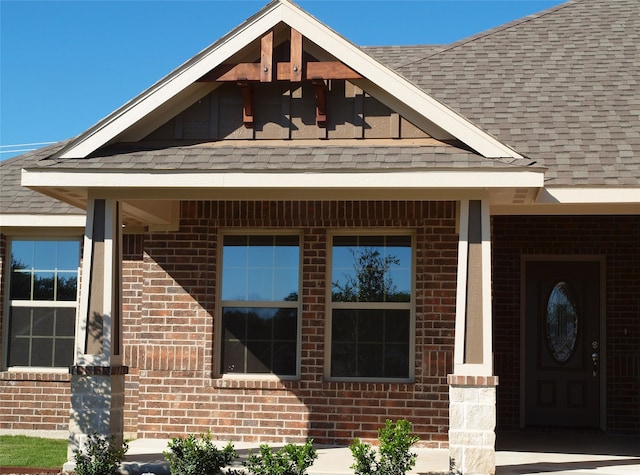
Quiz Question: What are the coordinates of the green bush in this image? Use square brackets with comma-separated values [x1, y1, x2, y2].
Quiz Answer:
[163, 432, 238, 475]
[73, 433, 129, 475]
[350, 419, 419, 475]
[243, 440, 317, 475]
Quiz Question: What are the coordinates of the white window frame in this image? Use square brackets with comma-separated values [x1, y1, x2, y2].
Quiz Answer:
[216, 229, 303, 380]
[4, 237, 81, 371]
[326, 230, 416, 382]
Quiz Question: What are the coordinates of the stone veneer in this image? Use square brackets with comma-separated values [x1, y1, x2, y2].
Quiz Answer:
[448, 375, 499, 475]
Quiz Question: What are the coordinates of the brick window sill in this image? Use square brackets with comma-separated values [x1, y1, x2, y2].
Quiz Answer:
[0, 370, 71, 382]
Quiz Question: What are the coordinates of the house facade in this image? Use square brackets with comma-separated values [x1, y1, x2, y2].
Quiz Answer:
[0, 1, 638, 474]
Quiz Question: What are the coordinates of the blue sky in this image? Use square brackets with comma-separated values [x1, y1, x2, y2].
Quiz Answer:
[1, 0, 564, 159]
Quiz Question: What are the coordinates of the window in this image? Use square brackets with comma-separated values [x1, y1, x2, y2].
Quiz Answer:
[220, 234, 300, 376]
[330, 235, 413, 379]
[7, 239, 81, 368]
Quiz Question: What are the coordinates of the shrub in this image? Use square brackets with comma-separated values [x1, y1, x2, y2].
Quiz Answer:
[350, 419, 419, 475]
[243, 440, 317, 475]
[73, 433, 129, 475]
[163, 432, 238, 475]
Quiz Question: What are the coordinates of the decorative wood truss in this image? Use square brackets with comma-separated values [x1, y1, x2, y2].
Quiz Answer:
[198, 28, 362, 127]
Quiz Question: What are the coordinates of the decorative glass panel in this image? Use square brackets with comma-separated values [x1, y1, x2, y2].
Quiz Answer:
[545, 282, 578, 363]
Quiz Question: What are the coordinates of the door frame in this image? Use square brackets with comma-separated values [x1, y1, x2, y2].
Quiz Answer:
[519, 255, 607, 430]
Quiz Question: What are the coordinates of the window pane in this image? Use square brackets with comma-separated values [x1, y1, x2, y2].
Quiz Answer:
[331, 308, 410, 379]
[246, 308, 273, 339]
[34, 241, 57, 270]
[56, 307, 77, 337]
[221, 306, 297, 376]
[8, 337, 30, 366]
[246, 340, 271, 373]
[222, 268, 248, 301]
[223, 308, 247, 339]
[31, 339, 53, 367]
[332, 236, 411, 303]
[222, 340, 245, 374]
[274, 269, 298, 301]
[33, 272, 55, 300]
[273, 308, 297, 340]
[273, 342, 296, 375]
[57, 273, 78, 301]
[358, 343, 384, 377]
[54, 339, 75, 367]
[9, 307, 31, 337]
[247, 269, 275, 301]
[10, 271, 31, 300]
[222, 235, 299, 302]
[32, 308, 55, 336]
[56, 241, 80, 270]
[11, 241, 34, 269]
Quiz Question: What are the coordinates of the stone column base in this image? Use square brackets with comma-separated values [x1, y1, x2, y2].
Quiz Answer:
[448, 375, 499, 475]
[66, 366, 128, 468]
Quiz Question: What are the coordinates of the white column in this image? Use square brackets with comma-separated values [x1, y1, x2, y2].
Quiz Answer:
[66, 198, 127, 467]
[449, 199, 498, 475]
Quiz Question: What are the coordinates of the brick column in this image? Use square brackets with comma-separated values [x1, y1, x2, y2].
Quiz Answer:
[66, 199, 127, 467]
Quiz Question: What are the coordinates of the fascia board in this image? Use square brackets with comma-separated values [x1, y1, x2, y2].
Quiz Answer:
[0, 214, 86, 229]
[537, 187, 640, 204]
[23, 169, 544, 190]
[57, 2, 286, 159]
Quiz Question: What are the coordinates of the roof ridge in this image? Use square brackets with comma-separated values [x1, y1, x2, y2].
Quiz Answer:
[394, 0, 581, 70]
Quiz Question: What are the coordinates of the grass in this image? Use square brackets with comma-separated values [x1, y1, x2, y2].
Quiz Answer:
[0, 435, 67, 468]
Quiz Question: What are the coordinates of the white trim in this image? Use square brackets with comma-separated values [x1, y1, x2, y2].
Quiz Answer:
[0, 214, 85, 229]
[537, 187, 640, 204]
[56, 0, 519, 160]
[23, 169, 544, 190]
[454, 200, 469, 371]
[480, 199, 493, 374]
[453, 199, 493, 376]
[75, 202, 94, 366]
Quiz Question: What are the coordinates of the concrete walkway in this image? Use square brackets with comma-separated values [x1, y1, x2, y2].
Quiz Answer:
[120, 432, 640, 475]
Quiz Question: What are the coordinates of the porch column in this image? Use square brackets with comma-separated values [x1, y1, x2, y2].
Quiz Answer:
[66, 198, 127, 465]
[449, 199, 498, 475]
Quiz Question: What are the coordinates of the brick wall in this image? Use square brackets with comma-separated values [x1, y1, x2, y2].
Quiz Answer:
[130, 200, 458, 447]
[492, 215, 640, 434]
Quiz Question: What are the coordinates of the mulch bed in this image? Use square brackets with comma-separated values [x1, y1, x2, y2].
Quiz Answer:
[0, 468, 62, 475]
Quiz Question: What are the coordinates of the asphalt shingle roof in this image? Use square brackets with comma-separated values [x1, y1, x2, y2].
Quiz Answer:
[392, 0, 640, 186]
[35, 141, 534, 171]
[2, 0, 638, 219]
[0, 141, 83, 215]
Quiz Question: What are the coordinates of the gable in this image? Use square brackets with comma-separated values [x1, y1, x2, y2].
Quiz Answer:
[53, 0, 520, 160]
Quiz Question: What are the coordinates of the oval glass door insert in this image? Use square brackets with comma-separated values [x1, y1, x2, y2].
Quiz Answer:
[545, 282, 578, 363]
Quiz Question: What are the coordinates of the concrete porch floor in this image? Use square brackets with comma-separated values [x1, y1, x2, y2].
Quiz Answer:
[119, 431, 640, 475]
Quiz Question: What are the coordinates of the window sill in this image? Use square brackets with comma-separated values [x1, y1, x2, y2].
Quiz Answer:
[211, 374, 299, 390]
[0, 369, 71, 382]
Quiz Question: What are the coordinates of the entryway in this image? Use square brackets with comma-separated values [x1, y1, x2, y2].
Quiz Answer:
[523, 259, 603, 429]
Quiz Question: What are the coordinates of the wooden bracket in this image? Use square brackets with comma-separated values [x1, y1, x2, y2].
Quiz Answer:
[312, 79, 328, 127]
[238, 81, 254, 127]
[290, 28, 303, 82]
[260, 30, 273, 82]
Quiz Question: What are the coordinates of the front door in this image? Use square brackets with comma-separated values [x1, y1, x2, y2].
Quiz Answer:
[524, 259, 601, 429]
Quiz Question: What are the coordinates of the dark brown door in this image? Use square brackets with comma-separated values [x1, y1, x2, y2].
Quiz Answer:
[525, 260, 601, 429]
